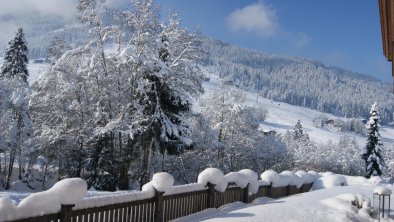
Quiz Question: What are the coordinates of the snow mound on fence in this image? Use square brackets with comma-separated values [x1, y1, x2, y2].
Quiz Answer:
[260, 170, 279, 184]
[260, 170, 292, 187]
[238, 169, 259, 194]
[321, 193, 372, 218]
[0, 178, 87, 221]
[142, 172, 175, 193]
[295, 170, 317, 184]
[224, 172, 248, 189]
[74, 190, 153, 209]
[0, 197, 17, 221]
[280, 171, 304, 188]
[307, 171, 320, 179]
[197, 168, 228, 192]
[319, 172, 335, 177]
[312, 174, 347, 190]
[165, 183, 206, 196]
[152, 172, 174, 192]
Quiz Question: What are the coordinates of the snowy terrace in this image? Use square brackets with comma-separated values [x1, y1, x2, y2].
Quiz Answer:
[1, 168, 393, 222]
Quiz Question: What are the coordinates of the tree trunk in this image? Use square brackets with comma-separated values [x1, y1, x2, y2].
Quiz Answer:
[141, 138, 154, 186]
[17, 112, 23, 181]
[5, 149, 15, 190]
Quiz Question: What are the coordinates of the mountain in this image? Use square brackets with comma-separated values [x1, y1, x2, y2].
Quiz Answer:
[200, 38, 394, 124]
[2, 22, 393, 124]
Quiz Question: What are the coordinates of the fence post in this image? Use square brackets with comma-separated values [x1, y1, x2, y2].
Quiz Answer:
[60, 204, 74, 222]
[242, 183, 250, 203]
[268, 182, 273, 198]
[154, 189, 165, 222]
[286, 185, 290, 196]
[207, 182, 215, 208]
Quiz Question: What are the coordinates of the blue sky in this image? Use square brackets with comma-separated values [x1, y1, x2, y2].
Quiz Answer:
[155, 0, 391, 82]
[0, 0, 390, 82]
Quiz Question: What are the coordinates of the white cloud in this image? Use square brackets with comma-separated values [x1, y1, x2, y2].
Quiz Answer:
[0, 0, 77, 20]
[226, 2, 278, 38]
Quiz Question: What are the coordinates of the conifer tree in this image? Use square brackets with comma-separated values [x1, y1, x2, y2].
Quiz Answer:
[0, 28, 29, 83]
[293, 120, 304, 140]
[361, 103, 385, 178]
[0, 27, 32, 189]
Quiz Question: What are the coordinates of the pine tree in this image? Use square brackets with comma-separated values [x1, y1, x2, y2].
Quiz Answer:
[293, 120, 304, 140]
[361, 103, 385, 178]
[84, 133, 120, 191]
[0, 27, 32, 189]
[0, 28, 29, 83]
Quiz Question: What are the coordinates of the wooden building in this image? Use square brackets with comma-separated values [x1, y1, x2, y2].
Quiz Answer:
[379, 0, 394, 91]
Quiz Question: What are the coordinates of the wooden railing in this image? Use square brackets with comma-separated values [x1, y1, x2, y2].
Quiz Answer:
[10, 182, 313, 222]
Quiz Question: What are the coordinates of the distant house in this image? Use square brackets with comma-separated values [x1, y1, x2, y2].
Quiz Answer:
[324, 119, 335, 125]
[261, 130, 276, 136]
[324, 119, 344, 128]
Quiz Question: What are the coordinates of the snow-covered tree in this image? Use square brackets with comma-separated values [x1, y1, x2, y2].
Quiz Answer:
[293, 120, 304, 140]
[116, 1, 203, 185]
[47, 36, 71, 64]
[0, 28, 33, 189]
[336, 136, 363, 175]
[361, 103, 385, 178]
[0, 28, 29, 83]
[30, 0, 203, 190]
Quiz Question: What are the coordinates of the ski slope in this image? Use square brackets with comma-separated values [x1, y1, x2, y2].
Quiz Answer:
[202, 67, 394, 147]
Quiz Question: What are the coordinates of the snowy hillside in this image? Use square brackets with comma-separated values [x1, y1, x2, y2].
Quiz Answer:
[201, 67, 394, 147]
[202, 38, 394, 125]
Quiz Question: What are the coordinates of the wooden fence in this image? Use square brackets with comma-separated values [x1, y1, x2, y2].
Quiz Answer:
[10, 182, 313, 222]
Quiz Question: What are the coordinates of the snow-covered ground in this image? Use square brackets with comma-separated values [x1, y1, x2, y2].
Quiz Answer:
[174, 186, 383, 222]
[202, 67, 394, 147]
[175, 174, 393, 222]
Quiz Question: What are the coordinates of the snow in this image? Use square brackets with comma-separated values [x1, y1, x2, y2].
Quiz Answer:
[296, 170, 318, 184]
[0, 178, 87, 221]
[280, 171, 304, 188]
[175, 177, 394, 222]
[238, 169, 259, 195]
[74, 190, 153, 210]
[321, 193, 372, 219]
[224, 172, 249, 189]
[311, 174, 347, 190]
[151, 172, 174, 192]
[374, 186, 392, 195]
[197, 168, 228, 192]
[141, 172, 175, 194]
[141, 182, 155, 194]
[165, 183, 206, 196]
[0, 198, 17, 222]
[260, 170, 293, 187]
